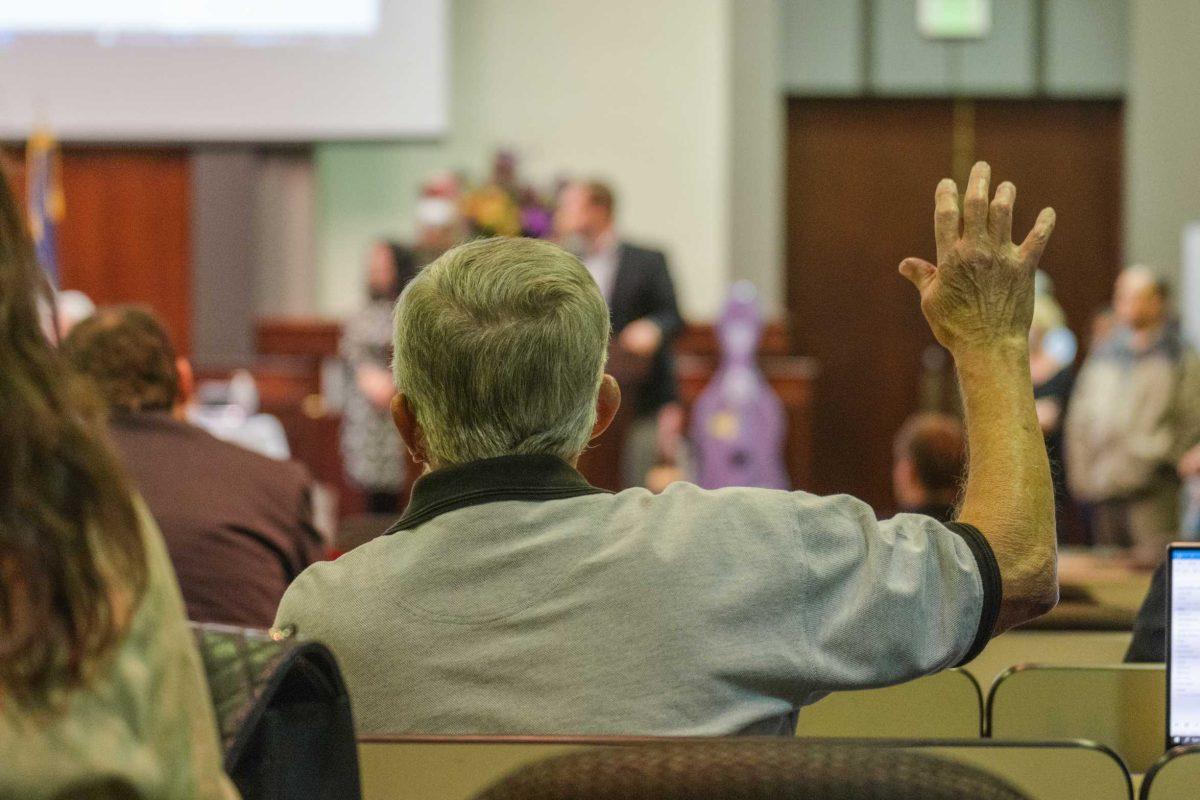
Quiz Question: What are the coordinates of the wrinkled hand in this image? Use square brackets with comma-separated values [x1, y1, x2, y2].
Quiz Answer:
[619, 318, 663, 358]
[900, 161, 1056, 354]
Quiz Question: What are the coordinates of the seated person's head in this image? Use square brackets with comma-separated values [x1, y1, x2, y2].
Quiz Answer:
[1113, 265, 1169, 333]
[61, 306, 189, 414]
[391, 237, 619, 469]
[892, 413, 965, 520]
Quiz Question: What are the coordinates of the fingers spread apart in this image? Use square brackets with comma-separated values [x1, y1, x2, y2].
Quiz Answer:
[934, 178, 960, 258]
[989, 181, 1015, 244]
[1018, 207, 1057, 269]
[963, 161, 991, 238]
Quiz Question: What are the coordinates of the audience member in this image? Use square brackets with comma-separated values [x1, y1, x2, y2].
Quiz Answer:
[0, 175, 235, 797]
[555, 180, 684, 487]
[341, 240, 421, 513]
[63, 306, 323, 628]
[1065, 267, 1200, 565]
[276, 163, 1059, 735]
[892, 413, 965, 523]
[1030, 293, 1075, 539]
[1126, 559, 1167, 662]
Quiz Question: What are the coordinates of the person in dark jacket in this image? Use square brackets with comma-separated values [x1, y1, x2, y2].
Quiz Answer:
[555, 180, 684, 486]
[1126, 561, 1167, 662]
[63, 306, 324, 628]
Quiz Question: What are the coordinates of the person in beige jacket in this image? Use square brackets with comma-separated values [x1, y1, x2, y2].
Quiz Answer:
[1065, 266, 1200, 565]
[0, 170, 237, 799]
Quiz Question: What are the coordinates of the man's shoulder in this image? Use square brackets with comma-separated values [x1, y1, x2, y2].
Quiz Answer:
[277, 535, 394, 624]
[613, 481, 857, 536]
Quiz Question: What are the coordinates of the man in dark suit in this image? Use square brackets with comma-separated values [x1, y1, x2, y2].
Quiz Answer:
[556, 180, 684, 486]
[63, 306, 324, 628]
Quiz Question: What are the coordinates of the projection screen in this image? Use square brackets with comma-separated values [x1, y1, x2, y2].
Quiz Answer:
[0, 0, 448, 141]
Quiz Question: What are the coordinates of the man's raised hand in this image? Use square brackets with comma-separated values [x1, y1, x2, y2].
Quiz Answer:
[899, 161, 1056, 355]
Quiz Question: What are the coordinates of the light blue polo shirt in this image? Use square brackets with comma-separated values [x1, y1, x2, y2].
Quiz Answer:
[275, 454, 999, 735]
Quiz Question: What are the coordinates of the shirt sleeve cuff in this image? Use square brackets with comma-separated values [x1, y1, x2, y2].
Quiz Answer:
[945, 521, 1002, 666]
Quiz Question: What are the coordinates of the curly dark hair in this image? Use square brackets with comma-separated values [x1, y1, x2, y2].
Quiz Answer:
[62, 306, 179, 413]
[0, 167, 146, 705]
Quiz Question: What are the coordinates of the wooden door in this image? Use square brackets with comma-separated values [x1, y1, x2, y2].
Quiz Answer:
[786, 99, 1123, 512]
[5, 147, 192, 352]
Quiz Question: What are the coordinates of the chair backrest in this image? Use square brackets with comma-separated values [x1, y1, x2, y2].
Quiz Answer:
[190, 622, 362, 800]
[1140, 745, 1200, 800]
[50, 779, 142, 800]
[471, 739, 1029, 800]
[987, 664, 1164, 773]
[965, 630, 1133, 688]
[357, 736, 1132, 800]
[794, 668, 981, 738]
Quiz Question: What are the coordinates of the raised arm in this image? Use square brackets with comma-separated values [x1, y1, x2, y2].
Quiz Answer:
[899, 161, 1059, 633]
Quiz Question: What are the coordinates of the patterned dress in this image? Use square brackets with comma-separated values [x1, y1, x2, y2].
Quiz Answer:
[340, 299, 405, 493]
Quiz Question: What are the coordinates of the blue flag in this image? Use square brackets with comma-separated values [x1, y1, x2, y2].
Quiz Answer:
[26, 130, 65, 288]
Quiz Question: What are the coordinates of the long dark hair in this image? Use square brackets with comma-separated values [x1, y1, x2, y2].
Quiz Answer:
[0, 167, 146, 704]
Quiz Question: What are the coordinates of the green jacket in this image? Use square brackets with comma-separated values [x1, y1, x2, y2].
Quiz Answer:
[0, 500, 239, 799]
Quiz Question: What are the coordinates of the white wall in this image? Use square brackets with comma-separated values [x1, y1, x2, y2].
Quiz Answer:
[730, 0, 783, 315]
[315, 0, 735, 319]
[1125, 1, 1200, 282]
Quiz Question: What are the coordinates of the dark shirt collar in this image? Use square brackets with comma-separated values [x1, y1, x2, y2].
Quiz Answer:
[384, 454, 608, 534]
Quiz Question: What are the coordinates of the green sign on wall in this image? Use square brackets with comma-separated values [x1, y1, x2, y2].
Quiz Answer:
[917, 0, 992, 40]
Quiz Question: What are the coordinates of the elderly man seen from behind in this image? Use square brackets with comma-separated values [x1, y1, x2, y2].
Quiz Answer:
[276, 162, 1059, 735]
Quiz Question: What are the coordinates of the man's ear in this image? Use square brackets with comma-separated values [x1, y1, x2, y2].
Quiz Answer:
[589, 374, 622, 442]
[391, 393, 429, 465]
[175, 357, 195, 409]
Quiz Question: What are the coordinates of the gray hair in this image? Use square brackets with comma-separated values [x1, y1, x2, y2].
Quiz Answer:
[393, 237, 611, 466]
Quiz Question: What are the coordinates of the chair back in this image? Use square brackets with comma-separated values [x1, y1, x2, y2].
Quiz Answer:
[1140, 745, 1200, 800]
[358, 736, 1132, 800]
[795, 668, 981, 738]
[472, 739, 1028, 800]
[965, 630, 1132, 688]
[50, 779, 142, 800]
[987, 664, 1164, 772]
[191, 622, 361, 800]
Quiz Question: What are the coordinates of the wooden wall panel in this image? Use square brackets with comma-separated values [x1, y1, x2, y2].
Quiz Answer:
[786, 98, 1123, 514]
[787, 99, 955, 511]
[5, 147, 192, 352]
[973, 100, 1124, 343]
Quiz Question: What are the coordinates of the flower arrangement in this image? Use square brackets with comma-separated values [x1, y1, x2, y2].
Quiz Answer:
[455, 150, 556, 239]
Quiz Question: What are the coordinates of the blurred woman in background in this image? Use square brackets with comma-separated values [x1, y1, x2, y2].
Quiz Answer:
[0, 171, 235, 798]
[341, 241, 419, 513]
[1030, 291, 1075, 541]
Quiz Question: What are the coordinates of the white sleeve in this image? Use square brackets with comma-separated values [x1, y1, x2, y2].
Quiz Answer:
[693, 491, 1000, 704]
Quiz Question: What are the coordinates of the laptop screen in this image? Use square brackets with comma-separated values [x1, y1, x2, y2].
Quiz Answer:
[1169, 545, 1200, 747]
